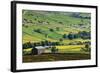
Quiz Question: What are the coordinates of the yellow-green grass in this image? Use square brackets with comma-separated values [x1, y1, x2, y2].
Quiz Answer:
[23, 45, 85, 54]
[46, 38, 57, 42]
[23, 34, 42, 43]
[62, 39, 90, 44]
[56, 45, 85, 53]
[57, 27, 89, 35]
[23, 48, 32, 52]
[23, 35, 57, 44]
[23, 48, 32, 55]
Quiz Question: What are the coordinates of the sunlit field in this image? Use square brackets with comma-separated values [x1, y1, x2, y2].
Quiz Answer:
[22, 10, 91, 63]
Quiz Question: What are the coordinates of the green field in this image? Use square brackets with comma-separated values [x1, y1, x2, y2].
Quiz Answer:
[22, 10, 91, 63]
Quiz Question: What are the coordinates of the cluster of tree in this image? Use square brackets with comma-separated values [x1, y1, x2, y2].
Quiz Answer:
[49, 27, 60, 32]
[80, 43, 91, 52]
[32, 41, 60, 46]
[33, 29, 48, 38]
[23, 18, 33, 24]
[58, 21, 63, 24]
[23, 40, 61, 49]
[49, 28, 54, 32]
[51, 46, 58, 53]
[78, 31, 91, 39]
[63, 31, 91, 40]
[33, 28, 90, 40]
[71, 13, 91, 19]
[34, 26, 60, 33]
[23, 42, 32, 49]
[68, 41, 90, 45]
[33, 28, 59, 38]
[22, 24, 28, 28]
[37, 20, 50, 25]
[34, 29, 43, 33]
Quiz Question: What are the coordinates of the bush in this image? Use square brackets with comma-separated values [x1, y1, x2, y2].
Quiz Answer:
[63, 34, 67, 38]
[68, 33, 74, 40]
[34, 29, 41, 33]
[78, 31, 91, 39]
[49, 28, 54, 32]
[23, 42, 32, 49]
[51, 46, 58, 53]
[80, 44, 91, 52]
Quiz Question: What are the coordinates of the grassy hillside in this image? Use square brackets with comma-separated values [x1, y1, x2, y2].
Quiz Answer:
[22, 10, 91, 62]
[22, 10, 91, 43]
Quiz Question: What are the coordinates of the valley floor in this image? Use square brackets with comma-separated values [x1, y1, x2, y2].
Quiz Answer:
[23, 53, 90, 63]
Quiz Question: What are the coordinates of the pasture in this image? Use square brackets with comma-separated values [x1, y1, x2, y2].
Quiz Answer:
[22, 10, 91, 63]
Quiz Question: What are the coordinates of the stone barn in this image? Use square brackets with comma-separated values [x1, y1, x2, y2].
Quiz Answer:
[36, 46, 46, 55]
[32, 46, 46, 55]
[32, 46, 51, 55]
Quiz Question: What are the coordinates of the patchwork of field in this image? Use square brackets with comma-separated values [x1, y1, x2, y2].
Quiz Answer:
[22, 10, 91, 62]
[22, 10, 91, 43]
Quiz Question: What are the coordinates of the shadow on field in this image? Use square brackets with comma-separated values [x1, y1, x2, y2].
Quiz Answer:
[23, 53, 90, 63]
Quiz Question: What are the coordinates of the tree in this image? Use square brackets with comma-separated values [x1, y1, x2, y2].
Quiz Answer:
[55, 42, 60, 45]
[80, 44, 90, 52]
[74, 34, 79, 39]
[72, 13, 80, 18]
[44, 40, 49, 46]
[23, 42, 32, 49]
[85, 44, 90, 52]
[58, 21, 63, 24]
[41, 41, 45, 46]
[34, 18, 37, 20]
[63, 34, 67, 38]
[68, 33, 74, 40]
[34, 29, 41, 33]
[49, 28, 54, 32]
[59, 38, 63, 42]
[24, 25, 28, 28]
[78, 31, 91, 39]
[47, 21, 50, 24]
[33, 43, 37, 47]
[51, 46, 58, 53]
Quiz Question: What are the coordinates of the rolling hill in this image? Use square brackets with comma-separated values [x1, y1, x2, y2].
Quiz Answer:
[22, 10, 91, 44]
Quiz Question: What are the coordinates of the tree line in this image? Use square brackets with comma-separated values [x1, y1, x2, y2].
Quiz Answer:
[23, 41, 60, 49]
[63, 31, 91, 40]
[33, 28, 91, 40]
[23, 40, 90, 49]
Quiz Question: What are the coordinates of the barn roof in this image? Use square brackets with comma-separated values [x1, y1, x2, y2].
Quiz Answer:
[35, 46, 50, 49]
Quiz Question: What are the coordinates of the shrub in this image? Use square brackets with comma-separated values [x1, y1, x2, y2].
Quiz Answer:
[63, 34, 67, 38]
[67, 33, 74, 40]
[51, 46, 58, 53]
[49, 28, 54, 32]
[23, 42, 32, 49]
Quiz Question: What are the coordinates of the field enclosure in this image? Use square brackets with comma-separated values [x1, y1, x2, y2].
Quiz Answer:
[22, 10, 91, 63]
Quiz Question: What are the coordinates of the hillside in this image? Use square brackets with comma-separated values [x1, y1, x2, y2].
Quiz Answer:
[22, 10, 91, 62]
[22, 10, 91, 43]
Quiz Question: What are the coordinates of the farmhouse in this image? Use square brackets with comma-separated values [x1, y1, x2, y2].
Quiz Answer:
[32, 46, 50, 55]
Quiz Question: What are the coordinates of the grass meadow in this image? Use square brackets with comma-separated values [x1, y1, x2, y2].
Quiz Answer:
[22, 10, 91, 63]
